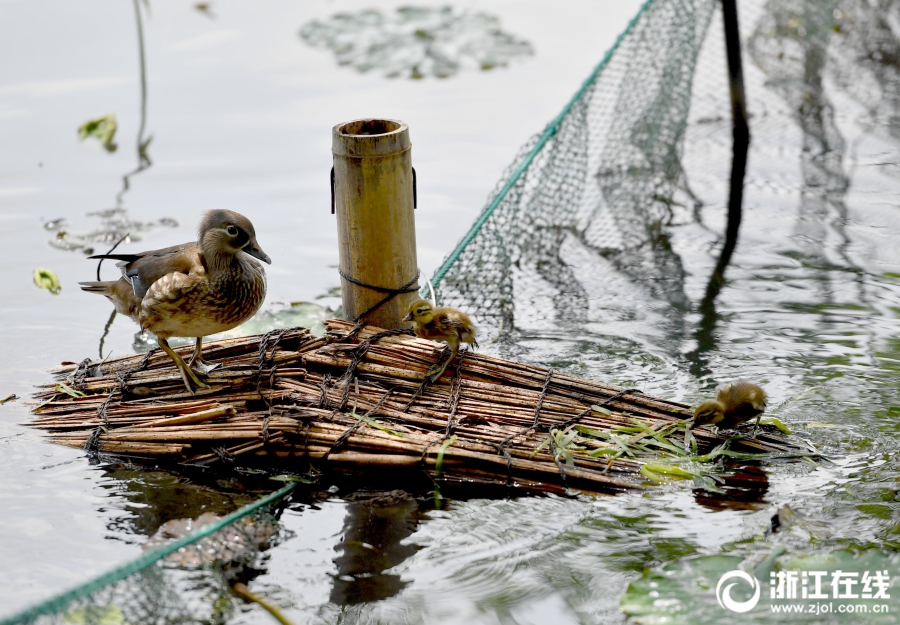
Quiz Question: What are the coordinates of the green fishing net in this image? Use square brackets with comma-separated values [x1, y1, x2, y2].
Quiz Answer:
[428, 0, 899, 353]
[2, 485, 293, 625]
[427, 0, 719, 335]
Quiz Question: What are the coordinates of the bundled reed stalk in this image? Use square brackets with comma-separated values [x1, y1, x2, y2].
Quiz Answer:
[29, 320, 804, 494]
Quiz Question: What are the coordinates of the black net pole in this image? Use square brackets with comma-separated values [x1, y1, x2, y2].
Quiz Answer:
[704, 0, 750, 299]
[689, 0, 751, 377]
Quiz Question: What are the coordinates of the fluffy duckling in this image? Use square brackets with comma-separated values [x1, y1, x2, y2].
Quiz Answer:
[80, 210, 270, 394]
[691, 380, 767, 430]
[403, 299, 478, 381]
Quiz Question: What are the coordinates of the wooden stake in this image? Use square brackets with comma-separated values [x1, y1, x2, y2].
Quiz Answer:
[332, 119, 419, 328]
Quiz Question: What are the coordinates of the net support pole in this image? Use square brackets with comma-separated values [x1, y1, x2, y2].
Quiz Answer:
[703, 0, 750, 300]
[331, 119, 419, 328]
[691, 0, 751, 371]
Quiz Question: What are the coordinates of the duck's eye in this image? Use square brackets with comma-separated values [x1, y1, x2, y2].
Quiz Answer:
[226, 225, 238, 236]
[417, 309, 426, 314]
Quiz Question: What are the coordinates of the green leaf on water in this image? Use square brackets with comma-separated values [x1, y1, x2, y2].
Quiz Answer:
[77, 113, 118, 152]
[34, 267, 61, 295]
[364, 417, 405, 437]
[530, 436, 552, 457]
[588, 447, 620, 457]
[639, 465, 665, 483]
[350, 409, 406, 437]
[63, 605, 131, 624]
[55, 383, 86, 398]
[548, 426, 585, 467]
[434, 434, 457, 478]
[611, 425, 644, 433]
[608, 433, 638, 458]
[759, 417, 792, 434]
[574, 425, 609, 439]
[270, 473, 319, 484]
[642, 463, 695, 479]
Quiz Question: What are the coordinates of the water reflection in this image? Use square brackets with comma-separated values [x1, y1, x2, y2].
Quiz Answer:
[96, 463, 268, 540]
[116, 0, 153, 207]
[693, 461, 770, 511]
[45, 0, 164, 258]
[749, 0, 861, 278]
[330, 490, 423, 605]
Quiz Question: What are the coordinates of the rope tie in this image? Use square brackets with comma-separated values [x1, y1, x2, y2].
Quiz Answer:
[338, 268, 420, 322]
[72, 358, 93, 391]
[324, 390, 393, 460]
[256, 329, 287, 443]
[418, 353, 466, 467]
[336, 327, 416, 407]
[86, 350, 153, 456]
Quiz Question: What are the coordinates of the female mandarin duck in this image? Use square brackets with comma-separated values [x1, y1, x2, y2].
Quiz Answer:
[690, 380, 767, 431]
[79, 210, 270, 394]
[403, 299, 478, 382]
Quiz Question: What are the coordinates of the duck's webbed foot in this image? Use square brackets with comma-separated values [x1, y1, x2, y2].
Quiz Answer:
[187, 337, 220, 376]
[159, 337, 210, 395]
[426, 344, 456, 383]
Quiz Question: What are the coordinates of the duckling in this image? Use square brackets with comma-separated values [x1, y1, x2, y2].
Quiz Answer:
[690, 380, 767, 431]
[79, 210, 270, 394]
[402, 299, 477, 382]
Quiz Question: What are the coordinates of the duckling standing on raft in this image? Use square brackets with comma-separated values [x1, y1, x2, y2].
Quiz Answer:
[403, 299, 478, 382]
[79, 210, 270, 394]
[690, 380, 768, 432]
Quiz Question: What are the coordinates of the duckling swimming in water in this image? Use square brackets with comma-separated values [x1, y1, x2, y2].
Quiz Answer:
[80, 210, 270, 394]
[691, 380, 767, 431]
[402, 299, 478, 382]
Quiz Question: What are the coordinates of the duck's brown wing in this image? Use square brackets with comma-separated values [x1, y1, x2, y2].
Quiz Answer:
[90, 242, 202, 298]
[436, 310, 478, 348]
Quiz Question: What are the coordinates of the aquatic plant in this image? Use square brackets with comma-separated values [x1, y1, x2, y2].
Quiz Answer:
[300, 6, 533, 79]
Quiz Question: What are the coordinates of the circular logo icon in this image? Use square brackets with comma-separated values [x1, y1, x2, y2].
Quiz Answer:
[716, 570, 761, 613]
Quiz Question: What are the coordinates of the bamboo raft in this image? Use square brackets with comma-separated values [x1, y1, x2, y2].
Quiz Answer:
[30, 320, 803, 494]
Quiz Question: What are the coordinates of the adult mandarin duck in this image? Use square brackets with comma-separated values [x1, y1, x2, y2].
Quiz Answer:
[79, 210, 270, 394]
[690, 380, 767, 431]
[402, 299, 478, 382]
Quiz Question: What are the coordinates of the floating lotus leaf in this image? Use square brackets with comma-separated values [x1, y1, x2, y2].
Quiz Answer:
[300, 6, 533, 79]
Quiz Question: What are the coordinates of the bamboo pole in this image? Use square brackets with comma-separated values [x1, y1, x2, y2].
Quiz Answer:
[332, 119, 419, 328]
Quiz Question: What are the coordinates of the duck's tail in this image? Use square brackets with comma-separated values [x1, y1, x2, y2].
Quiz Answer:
[79, 281, 115, 294]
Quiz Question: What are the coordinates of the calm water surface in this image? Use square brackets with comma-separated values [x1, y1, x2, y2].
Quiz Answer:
[2, 0, 900, 623]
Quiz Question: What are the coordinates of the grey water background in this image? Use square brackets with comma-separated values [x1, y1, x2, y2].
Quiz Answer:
[1, 0, 900, 624]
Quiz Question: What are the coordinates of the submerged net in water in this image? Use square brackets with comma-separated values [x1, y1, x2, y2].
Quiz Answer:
[1, 484, 294, 625]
